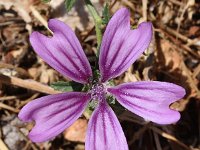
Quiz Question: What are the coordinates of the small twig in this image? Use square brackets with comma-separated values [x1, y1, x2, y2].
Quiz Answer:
[120, 112, 191, 150]
[0, 138, 9, 150]
[121, 0, 135, 10]
[186, 39, 200, 47]
[0, 74, 61, 94]
[18, 93, 40, 108]
[153, 132, 162, 150]
[82, 26, 95, 42]
[0, 62, 29, 77]
[150, 126, 192, 150]
[193, 64, 200, 79]
[157, 23, 200, 47]
[181, 62, 200, 97]
[0, 103, 19, 113]
[142, 0, 147, 21]
[17, 128, 38, 150]
[0, 21, 15, 27]
[30, 5, 53, 34]
[128, 124, 149, 145]
[0, 94, 28, 101]
[110, 0, 118, 9]
[155, 28, 200, 59]
[168, 0, 184, 7]
[176, 0, 191, 36]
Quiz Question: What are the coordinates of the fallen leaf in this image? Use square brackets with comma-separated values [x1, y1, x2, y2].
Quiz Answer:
[160, 39, 182, 70]
[64, 119, 87, 142]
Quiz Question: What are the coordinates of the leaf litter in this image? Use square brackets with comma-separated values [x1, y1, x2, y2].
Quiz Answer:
[0, 0, 199, 149]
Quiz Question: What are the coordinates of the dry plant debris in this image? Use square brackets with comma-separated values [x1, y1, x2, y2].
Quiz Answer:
[0, 0, 199, 149]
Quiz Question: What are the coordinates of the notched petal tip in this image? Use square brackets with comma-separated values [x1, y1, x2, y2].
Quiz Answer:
[29, 19, 92, 84]
[138, 21, 153, 29]
[29, 31, 46, 45]
[28, 133, 42, 143]
[18, 92, 90, 143]
[108, 81, 185, 125]
[99, 10, 153, 82]
[47, 19, 64, 33]
[18, 110, 32, 123]
[29, 31, 39, 41]
[172, 84, 186, 99]
[137, 21, 153, 45]
[115, 7, 130, 17]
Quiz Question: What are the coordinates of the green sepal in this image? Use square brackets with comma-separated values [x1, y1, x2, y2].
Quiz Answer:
[50, 81, 83, 92]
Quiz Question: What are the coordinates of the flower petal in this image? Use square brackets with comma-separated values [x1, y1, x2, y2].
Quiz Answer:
[86, 102, 128, 150]
[99, 8, 152, 82]
[18, 92, 90, 142]
[30, 19, 92, 84]
[108, 81, 185, 124]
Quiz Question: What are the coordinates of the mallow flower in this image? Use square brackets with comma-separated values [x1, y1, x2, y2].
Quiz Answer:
[18, 8, 185, 150]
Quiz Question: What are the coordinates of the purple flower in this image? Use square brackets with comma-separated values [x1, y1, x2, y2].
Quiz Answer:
[18, 8, 185, 149]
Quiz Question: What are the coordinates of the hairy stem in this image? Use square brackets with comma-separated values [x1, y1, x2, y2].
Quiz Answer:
[84, 0, 102, 54]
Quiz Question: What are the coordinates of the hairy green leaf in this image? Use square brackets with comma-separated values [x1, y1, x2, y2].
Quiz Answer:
[41, 0, 51, 3]
[50, 81, 83, 92]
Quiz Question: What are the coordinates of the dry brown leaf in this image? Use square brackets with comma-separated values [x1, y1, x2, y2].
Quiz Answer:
[188, 26, 199, 36]
[28, 68, 38, 79]
[160, 39, 182, 70]
[0, 0, 34, 23]
[170, 99, 189, 112]
[40, 68, 58, 84]
[14, 0, 35, 23]
[64, 119, 88, 142]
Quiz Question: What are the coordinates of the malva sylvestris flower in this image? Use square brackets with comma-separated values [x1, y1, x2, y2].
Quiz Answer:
[18, 8, 185, 150]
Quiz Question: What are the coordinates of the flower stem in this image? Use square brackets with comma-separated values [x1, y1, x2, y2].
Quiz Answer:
[84, 0, 102, 54]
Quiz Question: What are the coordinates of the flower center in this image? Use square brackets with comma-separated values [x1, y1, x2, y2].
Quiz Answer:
[90, 83, 106, 102]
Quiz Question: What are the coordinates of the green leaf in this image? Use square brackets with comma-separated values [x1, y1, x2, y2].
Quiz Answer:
[102, 3, 110, 25]
[65, 0, 76, 12]
[41, 0, 51, 3]
[50, 81, 83, 92]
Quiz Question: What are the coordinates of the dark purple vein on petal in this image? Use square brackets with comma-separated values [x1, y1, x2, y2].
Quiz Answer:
[113, 33, 142, 76]
[92, 111, 98, 150]
[119, 91, 157, 103]
[36, 102, 86, 136]
[44, 100, 84, 120]
[57, 44, 86, 77]
[106, 37, 126, 71]
[101, 25, 118, 62]
[102, 16, 127, 65]
[30, 97, 76, 120]
[119, 85, 180, 95]
[61, 33, 91, 74]
[117, 30, 151, 72]
[101, 105, 107, 146]
[41, 38, 78, 78]
[107, 107, 120, 146]
[118, 96, 169, 115]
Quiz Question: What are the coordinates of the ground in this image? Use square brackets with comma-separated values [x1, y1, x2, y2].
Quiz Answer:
[0, 0, 199, 150]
